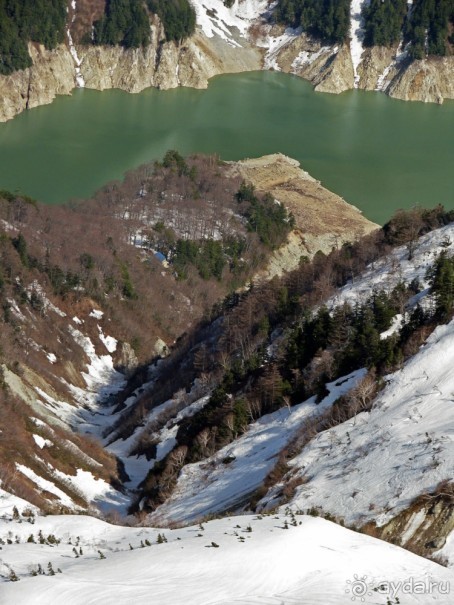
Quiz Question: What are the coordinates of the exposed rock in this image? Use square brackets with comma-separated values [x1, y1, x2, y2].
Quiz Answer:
[79, 24, 262, 94]
[312, 44, 355, 94]
[272, 35, 355, 94]
[362, 492, 454, 562]
[116, 342, 139, 377]
[154, 338, 169, 358]
[357, 46, 397, 91]
[0, 14, 453, 123]
[0, 43, 74, 123]
[387, 56, 454, 104]
[230, 154, 378, 281]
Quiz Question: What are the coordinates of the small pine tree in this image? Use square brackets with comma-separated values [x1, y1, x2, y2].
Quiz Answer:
[27, 534, 35, 543]
[47, 562, 55, 576]
[12, 506, 19, 520]
[9, 569, 19, 582]
[98, 550, 106, 559]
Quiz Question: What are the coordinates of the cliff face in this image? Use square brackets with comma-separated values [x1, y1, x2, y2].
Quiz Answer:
[0, 9, 453, 123]
[272, 34, 454, 102]
[0, 19, 262, 123]
[78, 26, 261, 92]
[0, 43, 75, 123]
[386, 56, 454, 104]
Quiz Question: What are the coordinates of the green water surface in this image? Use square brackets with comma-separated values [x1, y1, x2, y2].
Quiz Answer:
[0, 71, 453, 224]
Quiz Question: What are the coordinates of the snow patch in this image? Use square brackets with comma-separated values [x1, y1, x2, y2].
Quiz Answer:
[67, 0, 85, 87]
[191, 0, 269, 47]
[350, 0, 367, 87]
[32, 435, 53, 449]
[16, 464, 75, 507]
[263, 27, 301, 70]
[98, 326, 117, 354]
[149, 371, 365, 524]
[291, 45, 332, 71]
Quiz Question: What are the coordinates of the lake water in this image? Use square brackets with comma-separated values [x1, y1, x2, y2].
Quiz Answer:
[0, 71, 453, 224]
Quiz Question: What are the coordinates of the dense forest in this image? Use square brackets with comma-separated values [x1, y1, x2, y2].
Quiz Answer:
[147, 0, 196, 43]
[0, 0, 67, 75]
[275, 0, 453, 57]
[274, 0, 351, 43]
[93, 0, 150, 48]
[362, 0, 407, 47]
[404, 0, 454, 58]
[362, 0, 454, 57]
[93, 0, 196, 48]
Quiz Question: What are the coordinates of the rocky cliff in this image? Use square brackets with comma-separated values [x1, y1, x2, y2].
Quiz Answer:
[0, 4, 453, 124]
[0, 17, 262, 123]
[270, 32, 454, 102]
[0, 43, 75, 123]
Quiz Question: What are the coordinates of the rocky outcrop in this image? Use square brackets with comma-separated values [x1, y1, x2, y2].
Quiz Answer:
[387, 56, 454, 104]
[269, 35, 355, 94]
[357, 46, 397, 91]
[362, 489, 454, 562]
[231, 154, 378, 281]
[79, 27, 261, 93]
[0, 43, 75, 123]
[269, 27, 454, 102]
[312, 44, 355, 94]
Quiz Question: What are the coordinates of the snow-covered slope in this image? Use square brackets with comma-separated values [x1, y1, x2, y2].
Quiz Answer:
[330, 222, 454, 310]
[147, 370, 365, 524]
[191, 0, 270, 46]
[1, 512, 453, 604]
[263, 318, 454, 527]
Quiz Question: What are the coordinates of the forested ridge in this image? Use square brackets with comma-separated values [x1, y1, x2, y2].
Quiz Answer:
[0, 0, 67, 75]
[92, 0, 196, 48]
[1, 0, 453, 76]
[274, 0, 351, 43]
[275, 0, 453, 56]
[0, 0, 196, 74]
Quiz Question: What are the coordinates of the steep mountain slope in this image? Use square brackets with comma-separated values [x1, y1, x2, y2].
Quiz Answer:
[0, 152, 375, 516]
[1, 200, 454, 599]
[102, 211, 454, 560]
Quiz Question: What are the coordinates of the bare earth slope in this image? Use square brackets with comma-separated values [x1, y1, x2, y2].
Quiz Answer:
[231, 153, 378, 279]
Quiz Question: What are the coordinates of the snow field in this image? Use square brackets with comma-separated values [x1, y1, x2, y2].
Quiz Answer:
[1, 513, 453, 604]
